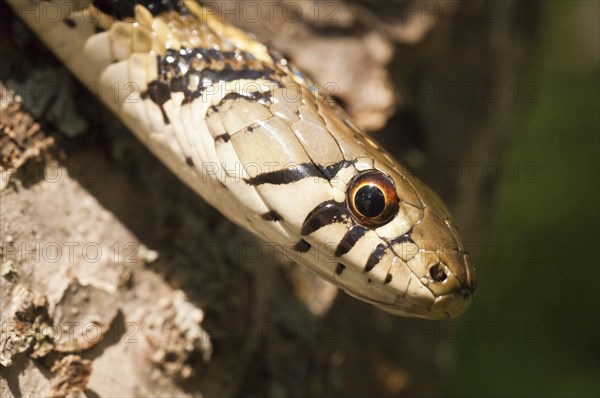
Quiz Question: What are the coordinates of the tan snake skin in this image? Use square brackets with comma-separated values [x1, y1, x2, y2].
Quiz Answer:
[6, 0, 476, 319]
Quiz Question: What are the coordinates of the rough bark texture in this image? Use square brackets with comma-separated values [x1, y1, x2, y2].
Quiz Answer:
[0, 1, 540, 397]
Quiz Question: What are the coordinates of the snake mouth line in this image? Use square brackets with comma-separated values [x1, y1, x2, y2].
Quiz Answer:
[343, 278, 473, 320]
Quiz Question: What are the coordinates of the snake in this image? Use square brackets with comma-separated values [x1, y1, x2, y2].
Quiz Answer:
[6, 0, 476, 319]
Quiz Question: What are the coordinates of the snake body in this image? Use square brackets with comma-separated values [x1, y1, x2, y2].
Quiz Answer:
[7, 0, 475, 319]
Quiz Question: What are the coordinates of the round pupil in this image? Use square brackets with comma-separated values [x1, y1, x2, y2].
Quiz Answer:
[354, 185, 386, 217]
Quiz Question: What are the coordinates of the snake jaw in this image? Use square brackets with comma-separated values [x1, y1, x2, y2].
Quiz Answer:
[343, 255, 474, 320]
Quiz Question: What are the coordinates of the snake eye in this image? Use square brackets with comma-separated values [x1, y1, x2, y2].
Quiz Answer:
[347, 170, 400, 227]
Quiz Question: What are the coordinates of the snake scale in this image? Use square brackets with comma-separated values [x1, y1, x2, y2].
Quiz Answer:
[7, 0, 475, 319]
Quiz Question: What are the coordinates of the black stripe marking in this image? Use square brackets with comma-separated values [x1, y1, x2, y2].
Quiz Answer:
[335, 263, 346, 275]
[319, 160, 353, 181]
[63, 18, 76, 28]
[390, 233, 415, 245]
[293, 239, 312, 253]
[245, 163, 322, 186]
[185, 157, 194, 167]
[301, 201, 351, 236]
[261, 211, 283, 222]
[384, 273, 393, 284]
[218, 92, 247, 104]
[142, 81, 170, 123]
[251, 90, 274, 104]
[144, 48, 284, 120]
[334, 225, 368, 257]
[215, 133, 231, 142]
[171, 76, 185, 92]
[364, 243, 387, 273]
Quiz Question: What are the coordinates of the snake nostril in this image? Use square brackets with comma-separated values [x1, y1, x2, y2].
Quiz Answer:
[459, 288, 473, 300]
[430, 263, 447, 282]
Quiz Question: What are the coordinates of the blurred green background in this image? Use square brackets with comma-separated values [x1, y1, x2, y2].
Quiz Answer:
[448, 2, 599, 397]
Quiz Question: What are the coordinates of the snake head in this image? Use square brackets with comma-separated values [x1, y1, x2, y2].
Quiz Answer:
[297, 158, 476, 320]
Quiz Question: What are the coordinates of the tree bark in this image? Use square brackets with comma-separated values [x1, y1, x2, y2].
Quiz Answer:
[0, 1, 540, 397]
